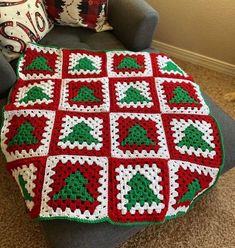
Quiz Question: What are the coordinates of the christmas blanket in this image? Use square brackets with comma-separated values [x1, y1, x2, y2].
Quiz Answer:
[0, 43, 223, 225]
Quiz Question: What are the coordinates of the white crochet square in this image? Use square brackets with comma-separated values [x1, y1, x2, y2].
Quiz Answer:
[59, 78, 110, 112]
[68, 53, 102, 76]
[1, 110, 55, 162]
[110, 113, 169, 159]
[58, 115, 103, 151]
[166, 160, 219, 217]
[115, 80, 153, 109]
[170, 118, 216, 159]
[14, 80, 55, 107]
[156, 54, 188, 77]
[107, 51, 153, 77]
[115, 163, 165, 215]
[40, 155, 108, 221]
[156, 78, 209, 115]
[12, 163, 37, 211]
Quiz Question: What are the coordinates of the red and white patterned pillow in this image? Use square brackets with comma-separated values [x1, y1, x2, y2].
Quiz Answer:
[0, 0, 53, 61]
[45, 0, 112, 32]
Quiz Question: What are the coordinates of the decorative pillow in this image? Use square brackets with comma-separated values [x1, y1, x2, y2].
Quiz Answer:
[45, 0, 112, 32]
[0, 0, 53, 61]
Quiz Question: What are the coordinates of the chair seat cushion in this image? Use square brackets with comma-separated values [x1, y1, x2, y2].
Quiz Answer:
[39, 26, 125, 50]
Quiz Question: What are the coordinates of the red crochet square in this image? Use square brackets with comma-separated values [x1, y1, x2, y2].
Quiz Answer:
[59, 78, 109, 112]
[48, 159, 102, 214]
[162, 114, 223, 167]
[109, 158, 169, 223]
[151, 53, 192, 80]
[117, 117, 160, 153]
[109, 77, 160, 113]
[155, 78, 209, 115]
[19, 45, 61, 80]
[7, 157, 47, 218]
[4, 114, 48, 155]
[6, 79, 61, 111]
[167, 160, 219, 217]
[40, 155, 108, 220]
[62, 49, 107, 78]
[49, 111, 110, 157]
[174, 166, 213, 208]
[112, 54, 146, 74]
[110, 113, 169, 159]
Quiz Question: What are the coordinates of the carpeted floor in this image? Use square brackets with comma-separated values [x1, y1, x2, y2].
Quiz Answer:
[0, 60, 234, 248]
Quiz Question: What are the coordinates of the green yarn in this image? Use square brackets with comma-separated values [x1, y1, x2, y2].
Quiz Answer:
[71, 86, 100, 103]
[121, 124, 155, 146]
[125, 172, 161, 211]
[177, 124, 213, 152]
[116, 57, 142, 69]
[169, 86, 198, 104]
[62, 121, 99, 145]
[120, 86, 150, 104]
[24, 56, 53, 71]
[19, 86, 50, 104]
[53, 170, 94, 202]
[161, 61, 184, 74]
[9, 122, 38, 146]
[18, 175, 33, 201]
[72, 57, 98, 71]
[179, 179, 201, 202]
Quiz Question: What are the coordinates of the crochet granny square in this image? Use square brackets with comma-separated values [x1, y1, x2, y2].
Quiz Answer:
[0, 43, 224, 225]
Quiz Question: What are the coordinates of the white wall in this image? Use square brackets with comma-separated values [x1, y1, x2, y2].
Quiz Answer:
[146, 0, 235, 65]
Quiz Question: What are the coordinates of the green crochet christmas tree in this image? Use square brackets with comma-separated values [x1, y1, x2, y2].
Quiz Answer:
[9, 122, 38, 146]
[125, 172, 161, 211]
[53, 170, 94, 202]
[169, 86, 198, 104]
[161, 60, 184, 74]
[18, 175, 33, 201]
[179, 179, 201, 203]
[177, 124, 213, 152]
[71, 86, 100, 102]
[19, 86, 50, 104]
[121, 124, 155, 146]
[120, 86, 150, 104]
[116, 57, 142, 69]
[62, 121, 99, 145]
[72, 57, 98, 71]
[24, 56, 53, 71]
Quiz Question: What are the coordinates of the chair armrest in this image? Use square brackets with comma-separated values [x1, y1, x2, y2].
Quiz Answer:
[108, 0, 159, 51]
[0, 52, 16, 98]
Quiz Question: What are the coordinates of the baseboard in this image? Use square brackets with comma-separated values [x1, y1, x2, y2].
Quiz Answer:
[152, 40, 235, 77]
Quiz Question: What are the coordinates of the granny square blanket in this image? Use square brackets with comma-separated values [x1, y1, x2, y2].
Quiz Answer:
[0, 43, 223, 224]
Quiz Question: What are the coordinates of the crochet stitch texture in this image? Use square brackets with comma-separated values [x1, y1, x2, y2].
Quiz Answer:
[0, 43, 223, 224]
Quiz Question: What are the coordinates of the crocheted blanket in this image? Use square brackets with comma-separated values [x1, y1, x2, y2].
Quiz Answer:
[0, 43, 223, 225]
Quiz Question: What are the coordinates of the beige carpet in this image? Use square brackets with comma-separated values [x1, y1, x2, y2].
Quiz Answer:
[0, 60, 234, 248]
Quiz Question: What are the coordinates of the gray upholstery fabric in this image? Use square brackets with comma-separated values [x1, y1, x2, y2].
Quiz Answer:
[41, 221, 143, 248]
[202, 94, 235, 173]
[40, 94, 235, 248]
[109, 0, 159, 51]
[0, 52, 16, 97]
[40, 26, 125, 51]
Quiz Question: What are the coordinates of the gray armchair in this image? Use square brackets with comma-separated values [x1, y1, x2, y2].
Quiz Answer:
[0, 1, 234, 248]
[0, 0, 158, 97]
